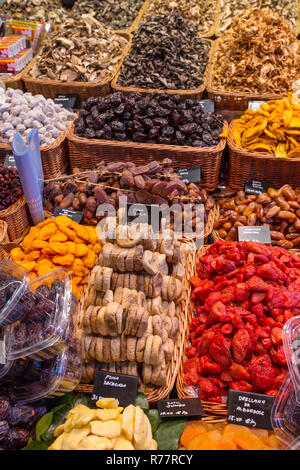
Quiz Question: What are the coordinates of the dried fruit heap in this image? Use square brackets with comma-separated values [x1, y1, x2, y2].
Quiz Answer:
[184, 241, 300, 402]
[0, 163, 23, 211]
[145, 0, 217, 35]
[29, 16, 128, 82]
[72, 0, 144, 30]
[212, 8, 300, 94]
[232, 95, 300, 158]
[117, 10, 211, 90]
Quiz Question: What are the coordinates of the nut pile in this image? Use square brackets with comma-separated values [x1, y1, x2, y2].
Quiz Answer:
[117, 10, 211, 90]
[43, 160, 215, 231]
[72, 0, 145, 30]
[0, 88, 76, 146]
[232, 95, 300, 158]
[1, 0, 69, 24]
[0, 163, 23, 211]
[74, 92, 224, 147]
[145, 0, 218, 35]
[212, 8, 300, 94]
[29, 16, 129, 82]
[214, 185, 300, 248]
[81, 220, 183, 392]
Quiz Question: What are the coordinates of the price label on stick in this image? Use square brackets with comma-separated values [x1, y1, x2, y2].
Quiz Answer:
[244, 179, 271, 195]
[175, 166, 201, 184]
[92, 370, 138, 407]
[238, 226, 271, 244]
[199, 99, 215, 113]
[125, 203, 162, 232]
[157, 398, 204, 419]
[228, 390, 275, 430]
[248, 100, 267, 111]
[54, 94, 80, 110]
[52, 207, 83, 224]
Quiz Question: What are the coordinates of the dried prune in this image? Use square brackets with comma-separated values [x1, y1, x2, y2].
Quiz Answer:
[0, 400, 10, 421]
[8, 406, 35, 428]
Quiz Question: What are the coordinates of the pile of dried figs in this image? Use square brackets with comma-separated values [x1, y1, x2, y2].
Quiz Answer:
[145, 0, 218, 35]
[43, 159, 215, 230]
[72, 0, 145, 30]
[28, 16, 129, 82]
[117, 9, 211, 90]
[1, 0, 70, 25]
[74, 92, 224, 147]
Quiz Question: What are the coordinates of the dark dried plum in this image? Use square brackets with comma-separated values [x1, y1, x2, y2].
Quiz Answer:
[132, 132, 147, 142]
[179, 123, 198, 135]
[35, 285, 50, 300]
[8, 406, 34, 428]
[0, 400, 10, 420]
[111, 120, 126, 132]
[85, 128, 96, 139]
[114, 133, 127, 141]
[103, 125, 112, 140]
[0, 420, 9, 445]
[13, 322, 27, 348]
[161, 126, 174, 137]
[6, 428, 31, 449]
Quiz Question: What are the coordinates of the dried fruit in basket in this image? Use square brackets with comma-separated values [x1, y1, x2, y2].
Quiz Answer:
[145, 0, 217, 35]
[214, 185, 300, 246]
[29, 16, 129, 83]
[180, 422, 280, 450]
[183, 241, 300, 402]
[232, 94, 300, 157]
[117, 9, 211, 90]
[0, 88, 76, 146]
[212, 8, 300, 94]
[11, 216, 100, 297]
[49, 400, 157, 450]
[72, 0, 145, 30]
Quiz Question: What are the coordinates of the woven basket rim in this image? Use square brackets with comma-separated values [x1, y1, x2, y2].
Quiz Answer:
[0, 219, 8, 244]
[0, 195, 26, 218]
[206, 40, 290, 100]
[23, 31, 132, 89]
[111, 38, 213, 96]
[67, 120, 228, 155]
[228, 120, 300, 161]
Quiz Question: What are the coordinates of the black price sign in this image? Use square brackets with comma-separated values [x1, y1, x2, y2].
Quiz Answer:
[4, 154, 16, 168]
[175, 166, 201, 184]
[228, 390, 275, 430]
[54, 94, 80, 109]
[92, 370, 138, 407]
[52, 207, 83, 224]
[157, 398, 204, 419]
[199, 99, 215, 113]
[238, 226, 271, 244]
[125, 203, 162, 232]
[245, 179, 271, 195]
[248, 100, 266, 111]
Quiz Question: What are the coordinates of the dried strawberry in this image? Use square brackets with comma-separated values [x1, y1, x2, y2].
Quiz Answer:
[209, 333, 231, 368]
[232, 329, 250, 363]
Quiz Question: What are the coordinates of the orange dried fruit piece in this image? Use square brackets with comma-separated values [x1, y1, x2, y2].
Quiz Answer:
[72, 224, 90, 242]
[269, 434, 280, 449]
[83, 250, 96, 268]
[26, 250, 41, 261]
[39, 223, 57, 241]
[180, 425, 206, 448]
[49, 241, 68, 256]
[76, 244, 89, 257]
[65, 241, 77, 255]
[87, 226, 98, 245]
[187, 431, 222, 450]
[93, 243, 101, 254]
[52, 253, 75, 266]
[54, 215, 72, 228]
[32, 240, 49, 250]
[49, 232, 68, 243]
[19, 261, 36, 272]
[215, 439, 237, 450]
[223, 425, 264, 450]
[11, 247, 25, 262]
[59, 225, 76, 241]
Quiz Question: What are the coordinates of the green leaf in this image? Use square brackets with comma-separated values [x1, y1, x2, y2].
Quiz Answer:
[154, 419, 187, 450]
[22, 438, 49, 451]
[36, 412, 53, 441]
[135, 392, 149, 410]
[144, 409, 162, 435]
[72, 394, 95, 409]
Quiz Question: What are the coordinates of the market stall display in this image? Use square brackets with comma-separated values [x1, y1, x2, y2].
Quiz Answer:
[23, 16, 131, 100]
[144, 0, 218, 37]
[207, 8, 300, 110]
[113, 10, 211, 97]
[1, 0, 70, 25]
[213, 185, 300, 247]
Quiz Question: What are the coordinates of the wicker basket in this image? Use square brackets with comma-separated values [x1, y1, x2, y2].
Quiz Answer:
[177, 245, 228, 415]
[75, 238, 195, 403]
[0, 196, 30, 242]
[227, 121, 300, 190]
[206, 41, 288, 111]
[111, 39, 213, 100]
[0, 123, 73, 179]
[22, 33, 132, 101]
[204, 205, 218, 242]
[0, 220, 10, 260]
[67, 121, 227, 192]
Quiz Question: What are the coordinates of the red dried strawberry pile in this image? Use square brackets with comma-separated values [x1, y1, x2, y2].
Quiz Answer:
[183, 240, 300, 403]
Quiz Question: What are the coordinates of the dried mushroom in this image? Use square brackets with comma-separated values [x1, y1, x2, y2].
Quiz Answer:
[1, 0, 69, 25]
[145, 0, 217, 35]
[117, 9, 211, 90]
[29, 16, 129, 82]
[260, 0, 298, 30]
[212, 8, 300, 94]
[72, 0, 145, 30]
